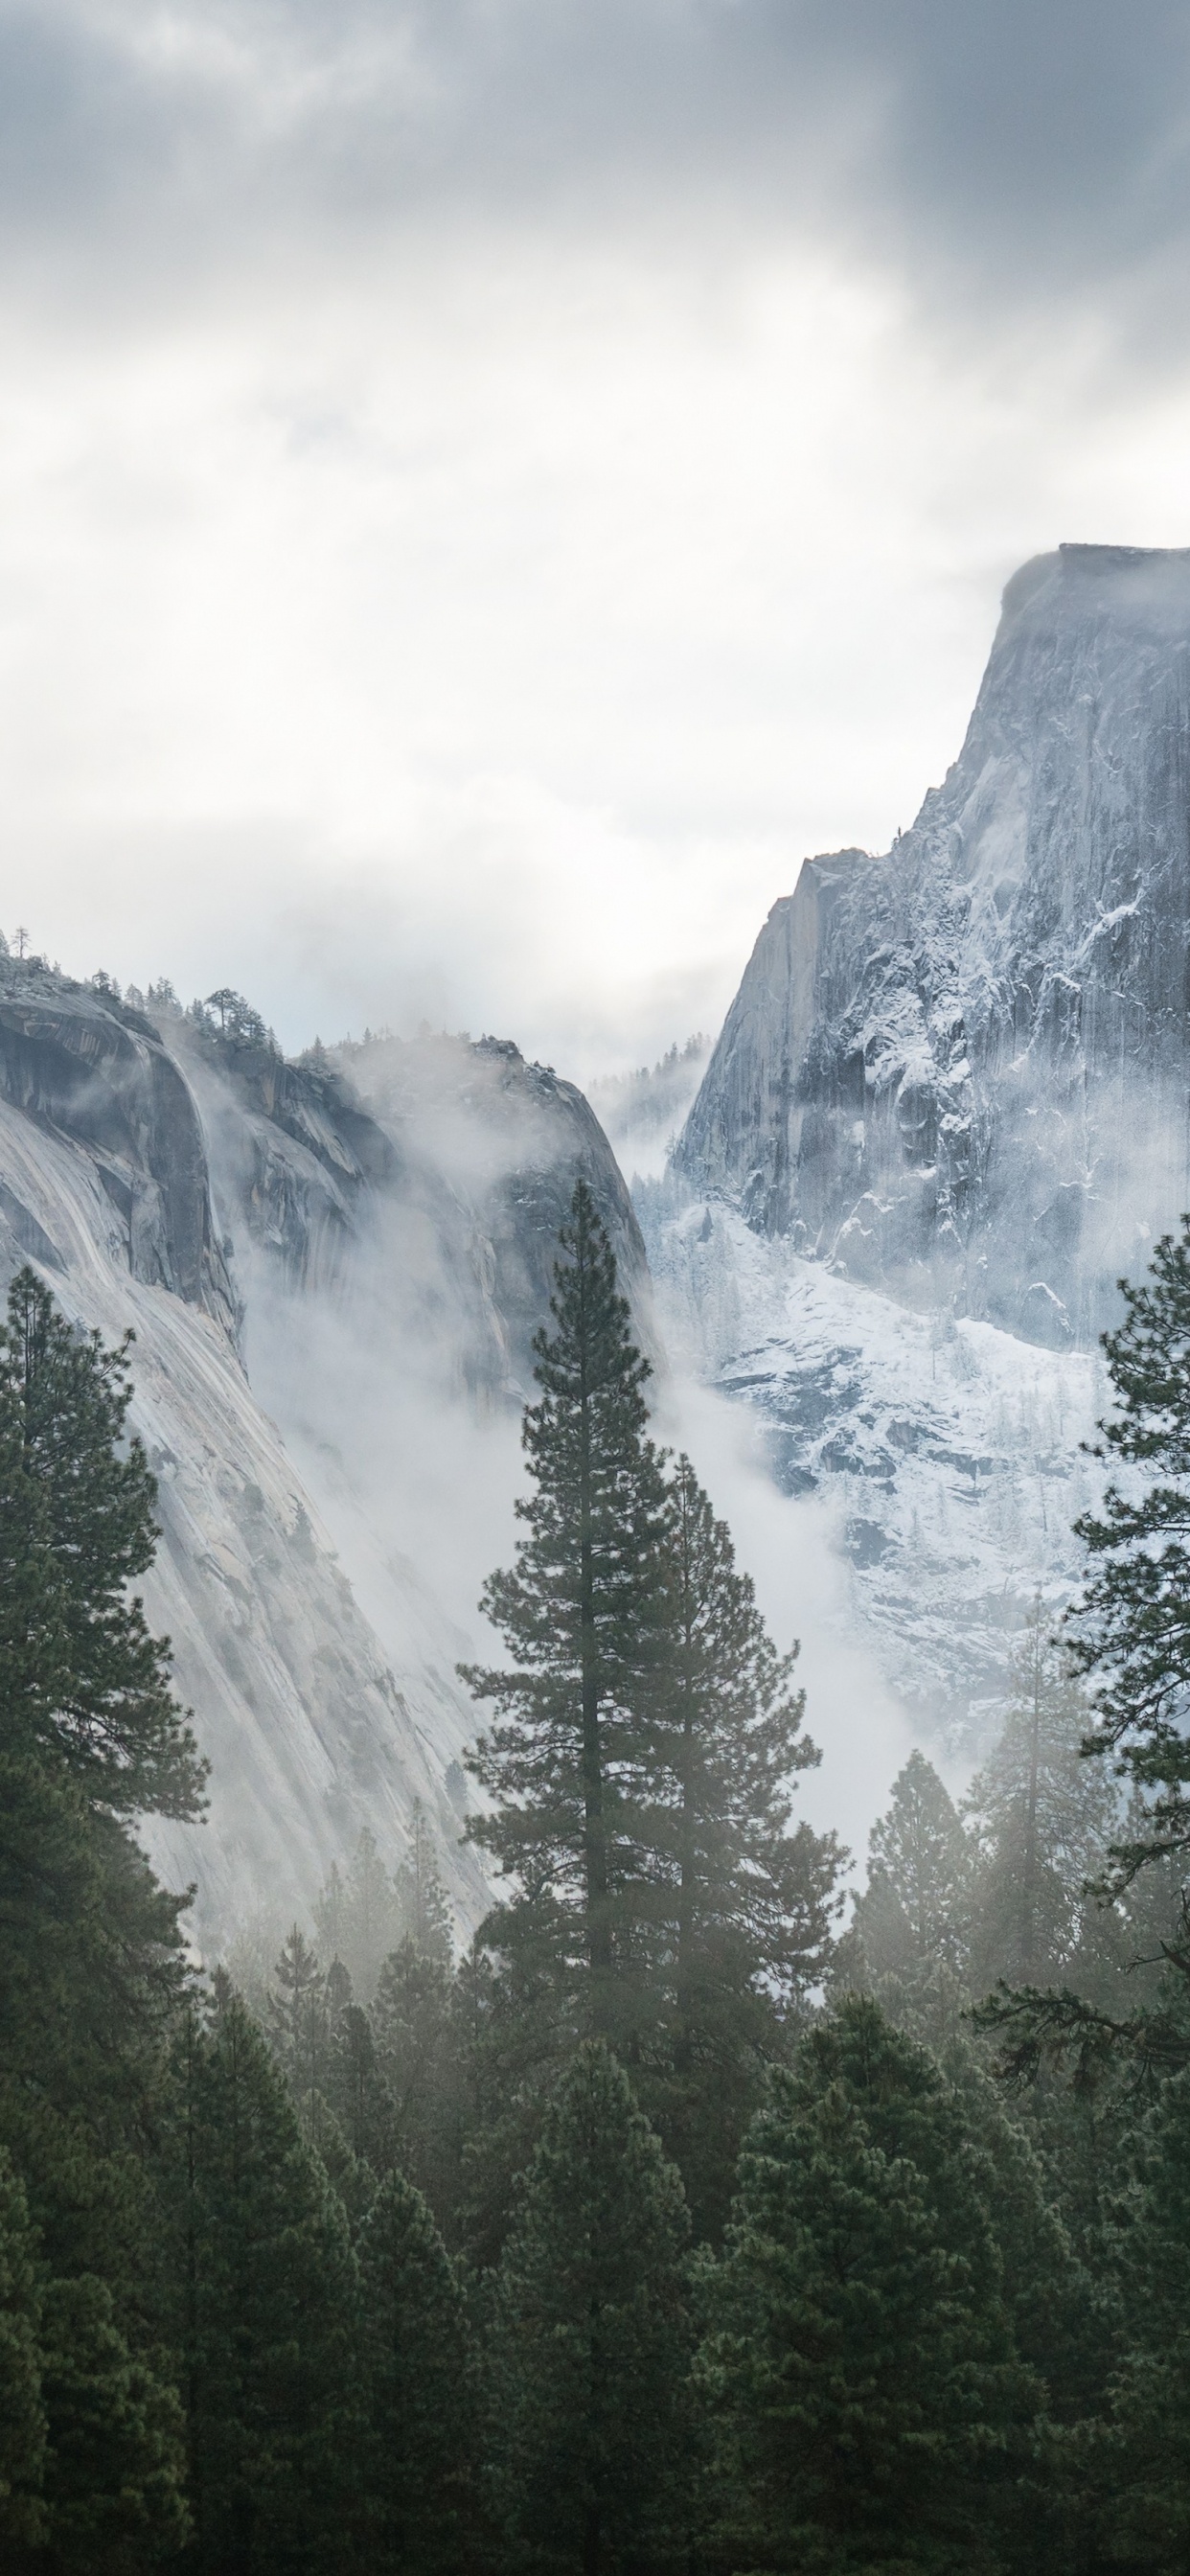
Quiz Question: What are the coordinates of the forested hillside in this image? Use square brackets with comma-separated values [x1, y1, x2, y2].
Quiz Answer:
[6, 1200, 1190, 2572]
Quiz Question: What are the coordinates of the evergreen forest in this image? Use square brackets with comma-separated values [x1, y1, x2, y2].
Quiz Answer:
[9, 1193, 1190, 2573]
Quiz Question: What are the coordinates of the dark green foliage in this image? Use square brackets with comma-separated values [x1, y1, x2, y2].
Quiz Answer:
[372, 1938, 459, 2213]
[156, 1984, 362, 2576]
[36, 2271, 188, 2571]
[358, 2170, 474, 2570]
[462, 1181, 671, 2028]
[325, 1997, 398, 2176]
[1067, 1216, 1190, 1888]
[266, 1924, 331, 2122]
[22, 1200, 1190, 2576]
[0, 1272, 197, 2568]
[650, 1454, 840, 2004]
[850, 1748, 971, 1980]
[490, 2041, 694, 2576]
[642, 1454, 842, 2231]
[701, 1997, 1038, 2574]
[393, 1799, 454, 1967]
[1104, 2064, 1190, 2566]
[0, 1266, 205, 1819]
[461, 1205, 843, 2245]
[965, 1603, 1118, 1990]
[0, 2149, 46, 2551]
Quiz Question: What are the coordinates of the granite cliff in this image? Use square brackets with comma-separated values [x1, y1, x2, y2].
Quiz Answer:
[644, 545, 1190, 1747]
[677, 544, 1190, 1347]
[0, 957, 646, 1944]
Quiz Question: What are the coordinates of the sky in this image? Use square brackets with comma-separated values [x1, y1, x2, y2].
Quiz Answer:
[5, 2, 1190, 1080]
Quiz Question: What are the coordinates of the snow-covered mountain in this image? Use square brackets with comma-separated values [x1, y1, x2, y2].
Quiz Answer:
[652, 545, 1190, 1747]
[9, 540, 1184, 1887]
[0, 963, 647, 1944]
[677, 544, 1190, 1349]
[642, 1194, 1103, 1757]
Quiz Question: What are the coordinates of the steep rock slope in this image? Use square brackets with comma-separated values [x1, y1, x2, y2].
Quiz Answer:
[0, 960, 643, 1944]
[643, 1193, 1103, 1751]
[678, 544, 1190, 1346]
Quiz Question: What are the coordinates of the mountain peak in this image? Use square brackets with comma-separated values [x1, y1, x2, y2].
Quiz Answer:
[676, 543, 1190, 1346]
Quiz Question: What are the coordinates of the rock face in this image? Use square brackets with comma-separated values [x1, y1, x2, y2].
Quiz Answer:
[642, 1194, 1102, 1752]
[677, 545, 1190, 1347]
[0, 961, 644, 1945]
[0, 978, 237, 1332]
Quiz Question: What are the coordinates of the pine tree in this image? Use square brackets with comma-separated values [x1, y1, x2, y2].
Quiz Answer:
[0, 2148, 46, 2552]
[314, 1826, 404, 2003]
[0, 1273, 195, 2564]
[371, 1938, 457, 2214]
[358, 2170, 474, 2571]
[490, 2041, 694, 2576]
[641, 1454, 843, 2231]
[701, 1996, 1037, 2574]
[394, 1800, 453, 1966]
[326, 1998, 398, 2176]
[851, 1748, 973, 1978]
[157, 1982, 362, 2575]
[651, 1455, 841, 2011]
[1104, 2063, 1190, 2565]
[462, 1182, 670, 2033]
[1067, 1216, 1190, 1890]
[35, 2271, 189, 2570]
[266, 1925, 330, 2124]
[0, 1266, 205, 1818]
[964, 1601, 1118, 1990]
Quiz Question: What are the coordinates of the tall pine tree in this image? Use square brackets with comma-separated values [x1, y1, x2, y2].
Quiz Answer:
[489, 2041, 693, 2576]
[701, 1996, 1037, 2575]
[641, 1454, 842, 2230]
[851, 1748, 973, 1979]
[0, 2147, 45, 2554]
[462, 1182, 670, 2034]
[964, 1601, 1117, 1991]
[1104, 2060, 1190, 2566]
[1067, 1216, 1190, 1892]
[0, 1269, 195, 2566]
[156, 1980, 362, 2576]
[0, 1266, 205, 1817]
[358, 2169, 474, 2572]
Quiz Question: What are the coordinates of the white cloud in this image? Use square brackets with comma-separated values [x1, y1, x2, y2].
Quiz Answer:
[6, 218, 1190, 1077]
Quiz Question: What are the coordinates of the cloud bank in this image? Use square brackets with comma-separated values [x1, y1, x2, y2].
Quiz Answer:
[1, 2, 1189, 1075]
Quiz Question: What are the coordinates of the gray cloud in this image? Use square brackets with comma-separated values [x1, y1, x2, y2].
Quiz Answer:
[3, 2, 1189, 339]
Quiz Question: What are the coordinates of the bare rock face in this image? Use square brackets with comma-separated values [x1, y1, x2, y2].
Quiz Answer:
[0, 967, 237, 1333]
[0, 964, 643, 1947]
[677, 545, 1190, 1346]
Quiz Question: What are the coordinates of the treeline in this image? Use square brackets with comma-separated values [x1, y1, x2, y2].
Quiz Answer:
[7, 1203, 1190, 2570]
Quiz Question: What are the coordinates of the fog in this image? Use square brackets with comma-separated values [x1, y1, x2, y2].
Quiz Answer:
[209, 1035, 923, 1882]
[653, 1373, 918, 1868]
[4, 0, 1179, 1902]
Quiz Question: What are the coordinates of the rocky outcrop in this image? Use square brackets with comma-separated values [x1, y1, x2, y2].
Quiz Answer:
[339, 1029, 654, 1393]
[0, 965, 237, 1335]
[677, 545, 1190, 1346]
[0, 962, 645, 1944]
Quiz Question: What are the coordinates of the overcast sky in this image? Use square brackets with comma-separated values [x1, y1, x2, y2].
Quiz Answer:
[4, 0, 1190, 1074]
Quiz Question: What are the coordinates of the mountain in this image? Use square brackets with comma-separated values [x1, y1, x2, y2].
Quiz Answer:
[676, 543, 1190, 1348]
[0, 960, 646, 1945]
[649, 544, 1190, 1749]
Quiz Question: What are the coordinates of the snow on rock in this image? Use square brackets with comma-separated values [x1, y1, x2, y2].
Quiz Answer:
[643, 1193, 1107, 1755]
[655, 545, 1190, 1744]
[677, 544, 1190, 1348]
